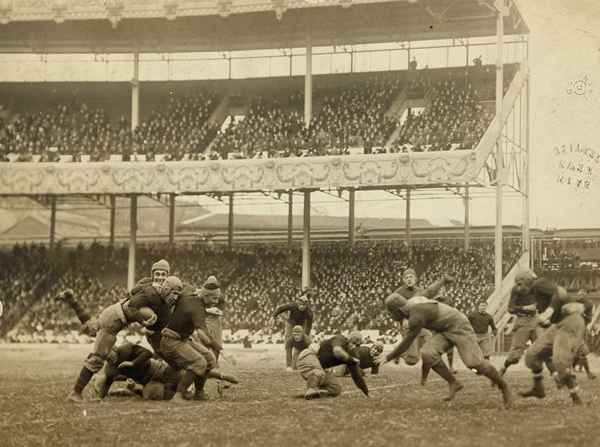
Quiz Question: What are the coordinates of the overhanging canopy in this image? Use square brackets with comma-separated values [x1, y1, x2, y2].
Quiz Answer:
[0, 0, 528, 53]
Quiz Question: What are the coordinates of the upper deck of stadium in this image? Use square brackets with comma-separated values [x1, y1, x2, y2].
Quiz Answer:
[0, 0, 528, 53]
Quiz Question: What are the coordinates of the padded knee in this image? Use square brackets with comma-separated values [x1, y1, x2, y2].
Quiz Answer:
[420, 350, 441, 369]
[187, 357, 207, 376]
[84, 353, 105, 373]
[327, 381, 342, 397]
[524, 350, 543, 373]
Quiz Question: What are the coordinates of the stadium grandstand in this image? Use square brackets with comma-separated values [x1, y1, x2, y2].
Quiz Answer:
[1, 0, 598, 354]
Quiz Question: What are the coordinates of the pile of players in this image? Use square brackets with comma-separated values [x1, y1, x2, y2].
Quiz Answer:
[59, 258, 594, 408]
[62, 259, 239, 403]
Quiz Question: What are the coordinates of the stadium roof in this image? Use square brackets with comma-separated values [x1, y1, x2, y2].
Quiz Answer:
[0, 0, 528, 53]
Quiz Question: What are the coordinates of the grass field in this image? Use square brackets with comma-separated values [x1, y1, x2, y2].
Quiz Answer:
[2, 343, 600, 447]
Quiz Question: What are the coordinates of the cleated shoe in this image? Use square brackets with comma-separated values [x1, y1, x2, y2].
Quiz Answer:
[498, 380, 514, 409]
[519, 380, 546, 399]
[443, 381, 464, 401]
[571, 393, 583, 406]
[67, 391, 84, 403]
[304, 388, 321, 400]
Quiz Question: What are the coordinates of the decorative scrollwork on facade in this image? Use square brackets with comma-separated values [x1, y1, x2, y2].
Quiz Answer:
[0, 152, 481, 195]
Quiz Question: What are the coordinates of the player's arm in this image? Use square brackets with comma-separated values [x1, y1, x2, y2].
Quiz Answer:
[347, 363, 369, 396]
[384, 316, 424, 363]
[507, 288, 535, 315]
[119, 344, 153, 369]
[273, 303, 294, 318]
[305, 309, 314, 335]
[488, 314, 498, 336]
[129, 277, 153, 296]
[423, 275, 454, 298]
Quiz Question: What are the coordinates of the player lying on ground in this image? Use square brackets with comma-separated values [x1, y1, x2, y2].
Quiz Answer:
[520, 285, 593, 405]
[159, 282, 239, 402]
[381, 294, 513, 408]
[93, 341, 181, 400]
[273, 288, 314, 371]
[333, 342, 384, 377]
[67, 275, 183, 403]
[296, 332, 369, 399]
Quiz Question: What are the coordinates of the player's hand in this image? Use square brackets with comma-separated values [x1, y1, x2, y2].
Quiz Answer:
[206, 307, 223, 316]
[142, 313, 157, 327]
[118, 361, 134, 369]
[537, 315, 551, 328]
[443, 274, 456, 284]
[140, 327, 154, 336]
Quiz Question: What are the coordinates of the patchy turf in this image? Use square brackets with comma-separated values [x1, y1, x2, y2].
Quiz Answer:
[2, 344, 600, 447]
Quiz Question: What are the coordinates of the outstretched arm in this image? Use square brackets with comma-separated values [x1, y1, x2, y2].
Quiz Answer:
[273, 303, 294, 318]
[384, 326, 421, 363]
[347, 363, 369, 396]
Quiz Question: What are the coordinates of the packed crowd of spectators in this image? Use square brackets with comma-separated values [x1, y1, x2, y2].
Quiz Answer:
[390, 79, 494, 153]
[210, 75, 402, 158]
[0, 91, 219, 162]
[2, 238, 522, 342]
[0, 65, 507, 162]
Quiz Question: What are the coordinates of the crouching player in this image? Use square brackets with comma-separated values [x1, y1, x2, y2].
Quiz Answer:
[94, 341, 181, 400]
[67, 275, 182, 403]
[159, 282, 239, 402]
[520, 286, 593, 405]
[296, 332, 369, 400]
[334, 342, 384, 377]
[381, 294, 513, 408]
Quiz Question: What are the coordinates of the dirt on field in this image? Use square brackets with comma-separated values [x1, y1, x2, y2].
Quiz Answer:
[1, 343, 600, 447]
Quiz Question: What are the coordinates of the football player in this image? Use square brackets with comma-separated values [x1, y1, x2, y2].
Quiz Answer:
[296, 332, 369, 399]
[381, 293, 513, 408]
[67, 275, 182, 403]
[520, 286, 593, 405]
[273, 288, 314, 371]
[159, 282, 239, 402]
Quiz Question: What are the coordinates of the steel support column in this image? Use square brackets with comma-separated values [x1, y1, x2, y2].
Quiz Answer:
[494, 8, 505, 291]
[304, 35, 313, 129]
[228, 193, 234, 250]
[464, 185, 470, 251]
[348, 189, 356, 246]
[109, 195, 116, 247]
[169, 193, 176, 247]
[127, 195, 138, 290]
[288, 191, 293, 249]
[131, 51, 140, 132]
[49, 196, 57, 250]
[302, 191, 311, 289]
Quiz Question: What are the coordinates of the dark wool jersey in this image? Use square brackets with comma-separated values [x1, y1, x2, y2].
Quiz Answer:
[126, 285, 171, 333]
[317, 335, 355, 369]
[530, 278, 558, 314]
[273, 303, 314, 333]
[508, 286, 537, 316]
[166, 285, 208, 339]
[317, 335, 369, 396]
[357, 346, 379, 373]
[468, 311, 496, 334]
